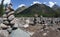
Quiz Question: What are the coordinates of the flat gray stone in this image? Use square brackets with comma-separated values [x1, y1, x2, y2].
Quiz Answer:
[3, 21, 9, 24]
[8, 15, 15, 21]
[10, 28, 30, 37]
[3, 14, 7, 18]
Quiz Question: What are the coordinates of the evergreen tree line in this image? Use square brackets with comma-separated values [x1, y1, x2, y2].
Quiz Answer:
[0, 0, 5, 17]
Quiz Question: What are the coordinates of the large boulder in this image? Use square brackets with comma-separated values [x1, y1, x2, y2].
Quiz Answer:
[10, 28, 30, 37]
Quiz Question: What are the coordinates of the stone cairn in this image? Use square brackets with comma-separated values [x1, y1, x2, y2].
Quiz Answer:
[0, 3, 15, 37]
[1, 3, 16, 34]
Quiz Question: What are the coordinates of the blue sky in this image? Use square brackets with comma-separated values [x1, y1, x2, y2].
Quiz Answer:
[0, 0, 60, 10]
[11, 0, 60, 9]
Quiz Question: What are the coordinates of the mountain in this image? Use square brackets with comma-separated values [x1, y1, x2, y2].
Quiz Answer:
[15, 3, 56, 17]
[52, 4, 60, 10]
[52, 4, 60, 17]
[15, 6, 27, 14]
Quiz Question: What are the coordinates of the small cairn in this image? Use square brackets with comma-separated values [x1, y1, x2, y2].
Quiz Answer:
[0, 3, 17, 34]
[0, 3, 17, 37]
[3, 3, 15, 28]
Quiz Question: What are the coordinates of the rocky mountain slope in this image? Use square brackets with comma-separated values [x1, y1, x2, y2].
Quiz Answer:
[15, 4, 58, 17]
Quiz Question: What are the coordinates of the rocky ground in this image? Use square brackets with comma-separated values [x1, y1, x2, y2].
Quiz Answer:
[0, 23, 60, 37]
[31, 27, 60, 37]
[20, 24, 60, 37]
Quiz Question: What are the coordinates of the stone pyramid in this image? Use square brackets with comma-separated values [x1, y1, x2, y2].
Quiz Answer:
[1, 3, 15, 29]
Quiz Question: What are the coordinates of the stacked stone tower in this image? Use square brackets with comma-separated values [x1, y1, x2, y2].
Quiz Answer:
[2, 3, 15, 29]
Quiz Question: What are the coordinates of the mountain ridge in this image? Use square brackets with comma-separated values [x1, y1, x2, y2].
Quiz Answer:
[15, 3, 58, 17]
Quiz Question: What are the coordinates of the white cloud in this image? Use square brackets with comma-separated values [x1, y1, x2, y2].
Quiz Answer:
[18, 4, 26, 7]
[48, 1, 57, 7]
[0, 0, 11, 4]
[33, 1, 41, 4]
[43, 2, 47, 4]
[31, 1, 41, 5]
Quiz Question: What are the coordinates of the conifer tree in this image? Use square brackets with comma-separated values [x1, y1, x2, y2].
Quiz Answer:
[0, 0, 4, 17]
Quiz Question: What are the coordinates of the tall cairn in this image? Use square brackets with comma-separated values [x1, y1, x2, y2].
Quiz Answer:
[2, 3, 15, 29]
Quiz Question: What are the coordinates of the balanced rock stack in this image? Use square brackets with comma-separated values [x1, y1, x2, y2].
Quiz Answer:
[2, 3, 15, 29]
